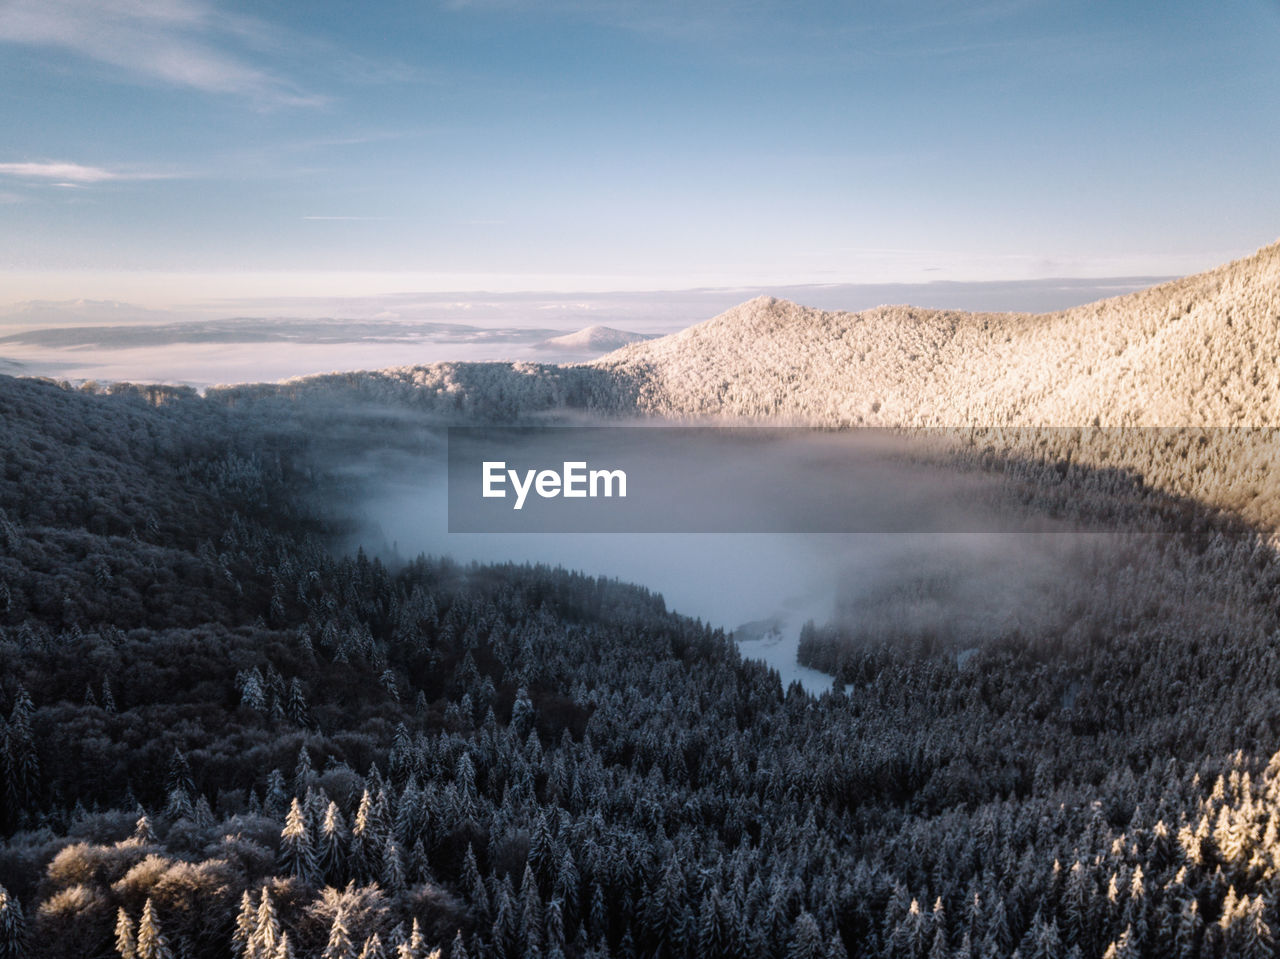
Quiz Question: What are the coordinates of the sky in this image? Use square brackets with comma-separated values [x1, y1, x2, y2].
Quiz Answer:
[1, 0, 1279, 305]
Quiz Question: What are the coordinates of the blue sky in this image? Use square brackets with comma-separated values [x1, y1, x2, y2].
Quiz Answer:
[1, 0, 1278, 303]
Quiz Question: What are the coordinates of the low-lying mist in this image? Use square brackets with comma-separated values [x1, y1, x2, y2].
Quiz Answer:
[317, 418, 1137, 693]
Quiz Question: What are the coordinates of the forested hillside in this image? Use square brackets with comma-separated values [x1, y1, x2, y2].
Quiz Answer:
[201, 243, 1280, 534]
[596, 239, 1280, 428]
[211, 240, 1280, 430]
[6, 368, 1280, 959]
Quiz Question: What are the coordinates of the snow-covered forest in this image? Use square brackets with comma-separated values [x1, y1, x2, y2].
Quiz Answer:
[5, 242, 1280, 958]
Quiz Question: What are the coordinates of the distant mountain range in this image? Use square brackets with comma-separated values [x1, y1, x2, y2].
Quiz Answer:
[214, 240, 1280, 430]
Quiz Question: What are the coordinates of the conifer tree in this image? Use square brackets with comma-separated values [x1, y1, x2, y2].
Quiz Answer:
[293, 746, 314, 794]
[233, 890, 256, 958]
[350, 789, 380, 883]
[0, 886, 25, 959]
[383, 836, 407, 893]
[4, 686, 37, 811]
[281, 797, 318, 883]
[263, 769, 288, 817]
[321, 801, 349, 884]
[101, 677, 117, 712]
[1243, 895, 1273, 959]
[250, 887, 281, 959]
[136, 899, 171, 959]
[787, 911, 825, 959]
[394, 919, 430, 959]
[697, 890, 728, 959]
[114, 907, 136, 959]
[286, 679, 309, 726]
[1173, 898, 1202, 959]
[323, 910, 357, 959]
[167, 748, 195, 797]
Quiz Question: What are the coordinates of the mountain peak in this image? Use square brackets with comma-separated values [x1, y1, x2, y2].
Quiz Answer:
[536, 324, 657, 354]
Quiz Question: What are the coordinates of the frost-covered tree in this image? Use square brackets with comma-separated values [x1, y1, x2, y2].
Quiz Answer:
[0, 886, 25, 959]
[323, 910, 357, 959]
[281, 797, 318, 883]
[115, 907, 137, 959]
[136, 899, 171, 959]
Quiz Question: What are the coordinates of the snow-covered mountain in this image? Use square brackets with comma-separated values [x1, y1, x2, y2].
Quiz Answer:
[593, 238, 1280, 428]
[534, 324, 657, 354]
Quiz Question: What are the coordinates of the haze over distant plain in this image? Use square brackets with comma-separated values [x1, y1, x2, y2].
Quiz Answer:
[0, 275, 1167, 386]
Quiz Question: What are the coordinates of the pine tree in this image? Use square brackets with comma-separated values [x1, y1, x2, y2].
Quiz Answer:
[491, 886, 517, 959]
[114, 907, 137, 959]
[350, 789, 381, 883]
[462, 844, 486, 916]
[588, 883, 608, 944]
[395, 919, 430, 959]
[101, 677, 117, 712]
[321, 801, 349, 884]
[263, 769, 288, 817]
[281, 797, 318, 883]
[294, 746, 314, 794]
[274, 934, 295, 959]
[359, 934, 387, 959]
[787, 911, 825, 959]
[528, 811, 555, 892]
[520, 863, 545, 955]
[1173, 898, 1201, 959]
[323, 910, 357, 959]
[4, 686, 37, 811]
[164, 784, 194, 822]
[233, 890, 256, 958]
[826, 933, 848, 959]
[136, 899, 171, 959]
[167, 748, 195, 797]
[0, 886, 25, 959]
[1101, 924, 1135, 959]
[554, 849, 580, 926]
[240, 670, 268, 712]
[250, 887, 282, 959]
[410, 839, 431, 885]
[390, 724, 413, 782]
[512, 688, 536, 738]
[1243, 895, 1272, 959]
[1031, 915, 1064, 959]
[286, 679, 309, 726]
[545, 898, 566, 955]
[383, 836, 407, 893]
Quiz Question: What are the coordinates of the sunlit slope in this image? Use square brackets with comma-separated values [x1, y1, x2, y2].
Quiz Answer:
[595, 239, 1280, 427]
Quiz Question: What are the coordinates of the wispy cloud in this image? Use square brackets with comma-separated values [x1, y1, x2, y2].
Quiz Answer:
[0, 161, 181, 184]
[0, 0, 322, 107]
[302, 215, 393, 221]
